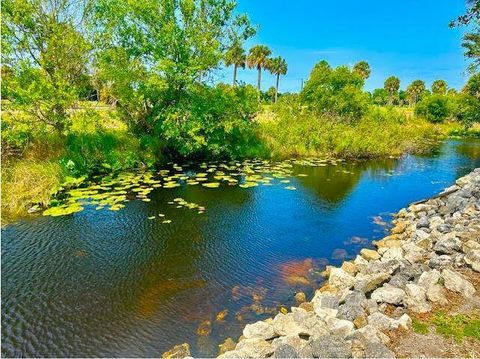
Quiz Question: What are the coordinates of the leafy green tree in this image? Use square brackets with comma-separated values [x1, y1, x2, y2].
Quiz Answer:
[463, 72, 480, 99]
[266, 86, 276, 103]
[406, 80, 426, 106]
[301, 60, 369, 121]
[88, 0, 255, 135]
[353, 61, 371, 80]
[247, 45, 272, 91]
[432, 80, 448, 95]
[371, 88, 388, 105]
[266, 56, 287, 103]
[451, 0, 480, 72]
[225, 40, 246, 86]
[462, 32, 480, 72]
[415, 94, 451, 123]
[384, 76, 400, 105]
[2, 0, 91, 133]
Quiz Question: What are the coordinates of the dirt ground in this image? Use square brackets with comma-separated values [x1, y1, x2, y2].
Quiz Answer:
[388, 269, 480, 358]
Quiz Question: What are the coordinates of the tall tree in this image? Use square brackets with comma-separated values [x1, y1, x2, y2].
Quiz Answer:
[451, 0, 480, 72]
[384, 76, 400, 105]
[266, 56, 287, 103]
[432, 80, 448, 95]
[406, 80, 426, 106]
[88, 0, 255, 133]
[225, 40, 246, 86]
[353, 61, 371, 80]
[247, 45, 271, 91]
[2, 0, 91, 132]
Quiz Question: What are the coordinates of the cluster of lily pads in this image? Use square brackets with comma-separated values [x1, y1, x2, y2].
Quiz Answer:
[42, 157, 346, 217]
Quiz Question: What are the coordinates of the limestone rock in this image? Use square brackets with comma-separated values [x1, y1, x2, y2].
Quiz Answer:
[442, 269, 476, 297]
[434, 234, 462, 254]
[310, 334, 352, 358]
[328, 268, 356, 289]
[235, 338, 274, 358]
[360, 248, 381, 261]
[371, 284, 406, 305]
[404, 284, 431, 313]
[465, 249, 480, 272]
[243, 320, 275, 340]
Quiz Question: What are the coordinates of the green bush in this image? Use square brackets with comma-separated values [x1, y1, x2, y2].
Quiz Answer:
[61, 131, 157, 175]
[300, 61, 370, 122]
[259, 97, 440, 159]
[159, 83, 263, 159]
[415, 94, 451, 123]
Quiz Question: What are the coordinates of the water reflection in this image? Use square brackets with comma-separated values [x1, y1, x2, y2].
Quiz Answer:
[2, 140, 480, 357]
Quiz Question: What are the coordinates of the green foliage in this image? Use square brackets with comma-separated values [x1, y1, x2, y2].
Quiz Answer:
[371, 88, 389, 105]
[412, 319, 429, 334]
[301, 60, 370, 122]
[159, 84, 263, 159]
[413, 312, 480, 343]
[406, 80, 427, 105]
[454, 93, 480, 128]
[2, 0, 91, 133]
[415, 94, 451, 123]
[464, 73, 480, 99]
[384, 76, 400, 105]
[266, 56, 288, 103]
[225, 39, 247, 85]
[353, 61, 371, 80]
[432, 79, 448, 95]
[247, 45, 272, 91]
[89, 0, 255, 133]
[259, 96, 440, 159]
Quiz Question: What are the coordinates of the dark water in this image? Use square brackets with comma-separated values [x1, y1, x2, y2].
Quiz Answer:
[2, 140, 480, 357]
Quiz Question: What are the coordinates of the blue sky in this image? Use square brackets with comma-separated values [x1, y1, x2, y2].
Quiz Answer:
[216, 0, 471, 93]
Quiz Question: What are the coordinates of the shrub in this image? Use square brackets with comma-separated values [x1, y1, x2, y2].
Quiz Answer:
[415, 94, 451, 123]
[300, 61, 370, 122]
[258, 98, 440, 159]
[159, 83, 263, 159]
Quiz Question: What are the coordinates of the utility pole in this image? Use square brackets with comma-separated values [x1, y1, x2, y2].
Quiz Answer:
[300, 78, 304, 91]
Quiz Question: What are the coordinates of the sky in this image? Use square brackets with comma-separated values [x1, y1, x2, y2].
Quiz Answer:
[216, 0, 472, 93]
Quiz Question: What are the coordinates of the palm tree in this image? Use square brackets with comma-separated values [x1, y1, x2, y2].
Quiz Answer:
[225, 40, 246, 86]
[247, 45, 272, 91]
[432, 79, 448, 95]
[266, 56, 288, 103]
[384, 76, 400, 105]
[353, 61, 371, 80]
[406, 80, 426, 106]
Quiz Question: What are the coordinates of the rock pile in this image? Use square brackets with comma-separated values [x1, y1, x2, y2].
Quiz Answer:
[215, 169, 480, 358]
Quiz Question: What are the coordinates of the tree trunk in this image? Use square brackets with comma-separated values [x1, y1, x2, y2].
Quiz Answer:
[257, 66, 261, 91]
[233, 64, 237, 86]
[275, 73, 280, 103]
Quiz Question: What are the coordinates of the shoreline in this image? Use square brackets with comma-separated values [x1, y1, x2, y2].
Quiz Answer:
[164, 168, 480, 358]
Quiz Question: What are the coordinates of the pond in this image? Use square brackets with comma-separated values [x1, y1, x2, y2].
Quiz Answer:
[2, 139, 480, 357]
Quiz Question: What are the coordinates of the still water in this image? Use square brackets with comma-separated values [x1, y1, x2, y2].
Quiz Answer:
[2, 140, 480, 357]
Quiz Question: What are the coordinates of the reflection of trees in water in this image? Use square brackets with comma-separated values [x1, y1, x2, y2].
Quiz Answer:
[295, 159, 398, 205]
[456, 140, 480, 160]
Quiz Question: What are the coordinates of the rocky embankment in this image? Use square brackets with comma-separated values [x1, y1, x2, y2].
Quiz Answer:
[165, 169, 480, 358]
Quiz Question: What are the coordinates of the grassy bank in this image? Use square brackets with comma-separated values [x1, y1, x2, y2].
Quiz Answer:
[257, 102, 452, 159]
[0, 102, 475, 224]
[1, 106, 159, 223]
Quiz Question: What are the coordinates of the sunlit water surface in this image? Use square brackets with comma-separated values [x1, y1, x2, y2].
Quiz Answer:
[2, 140, 480, 357]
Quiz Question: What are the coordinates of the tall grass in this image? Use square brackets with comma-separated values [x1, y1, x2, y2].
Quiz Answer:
[2, 160, 65, 222]
[257, 104, 445, 159]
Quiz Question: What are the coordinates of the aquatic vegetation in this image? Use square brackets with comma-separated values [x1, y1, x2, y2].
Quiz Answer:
[39, 156, 355, 220]
[215, 309, 229, 322]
